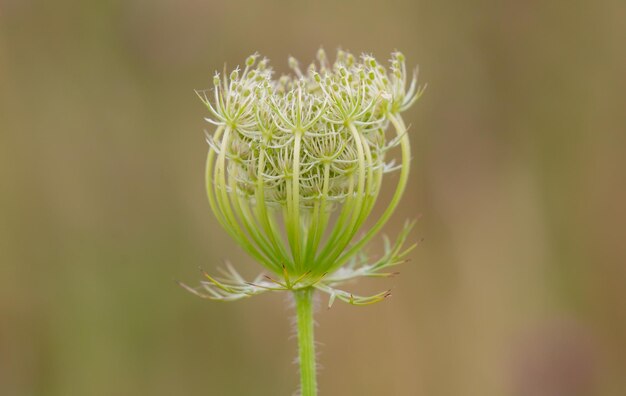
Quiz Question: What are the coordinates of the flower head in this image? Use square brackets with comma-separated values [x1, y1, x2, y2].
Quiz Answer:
[184, 49, 424, 306]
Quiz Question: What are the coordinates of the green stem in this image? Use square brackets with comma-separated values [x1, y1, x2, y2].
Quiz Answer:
[294, 288, 317, 396]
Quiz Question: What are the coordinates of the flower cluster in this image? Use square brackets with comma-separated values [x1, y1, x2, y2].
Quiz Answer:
[185, 50, 424, 305]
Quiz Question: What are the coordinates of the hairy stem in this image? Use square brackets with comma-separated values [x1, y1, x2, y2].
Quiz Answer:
[294, 288, 317, 396]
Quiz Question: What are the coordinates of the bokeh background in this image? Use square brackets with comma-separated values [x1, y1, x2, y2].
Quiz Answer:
[1, 0, 625, 395]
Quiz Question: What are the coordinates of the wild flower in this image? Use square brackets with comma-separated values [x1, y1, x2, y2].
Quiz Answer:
[182, 49, 424, 395]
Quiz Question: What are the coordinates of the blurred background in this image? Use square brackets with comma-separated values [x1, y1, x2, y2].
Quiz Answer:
[1, 0, 625, 395]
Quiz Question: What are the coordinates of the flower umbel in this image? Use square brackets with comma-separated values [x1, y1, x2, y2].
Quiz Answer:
[183, 49, 423, 396]
[183, 49, 424, 306]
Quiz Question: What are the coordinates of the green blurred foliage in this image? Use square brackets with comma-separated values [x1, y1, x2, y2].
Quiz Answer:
[1, 0, 625, 395]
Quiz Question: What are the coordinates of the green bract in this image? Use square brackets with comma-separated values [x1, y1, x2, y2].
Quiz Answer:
[184, 49, 424, 306]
